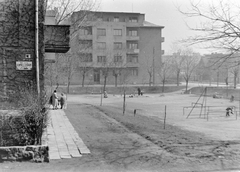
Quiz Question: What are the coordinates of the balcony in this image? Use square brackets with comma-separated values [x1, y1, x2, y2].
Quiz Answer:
[161, 50, 165, 55]
[127, 49, 139, 54]
[161, 37, 165, 42]
[126, 36, 139, 41]
[44, 25, 70, 53]
[126, 62, 139, 67]
[126, 22, 141, 27]
[78, 34, 93, 40]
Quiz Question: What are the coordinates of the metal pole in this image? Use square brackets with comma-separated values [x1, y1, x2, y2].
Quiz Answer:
[152, 47, 155, 86]
[164, 105, 167, 129]
[35, 0, 40, 95]
[123, 89, 126, 115]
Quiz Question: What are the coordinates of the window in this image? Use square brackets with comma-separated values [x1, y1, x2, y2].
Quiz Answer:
[79, 53, 92, 62]
[97, 42, 106, 49]
[79, 27, 92, 35]
[0, 2, 4, 12]
[113, 29, 122, 36]
[128, 42, 138, 49]
[114, 42, 122, 50]
[129, 17, 138, 23]
[128, 30, 138, 36]
[97, 56, 106, 63]
[114, 17, 119, 22]
[97, 28, 106, 36]
[130, 68, 138, 76]
[97, 17, 103, 21]
[79, 40, 92, 49]
[114, 55, 122, 62]
[127, 55, 138, 62]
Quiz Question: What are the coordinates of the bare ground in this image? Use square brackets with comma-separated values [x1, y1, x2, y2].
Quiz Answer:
[1, 101, 240, 172]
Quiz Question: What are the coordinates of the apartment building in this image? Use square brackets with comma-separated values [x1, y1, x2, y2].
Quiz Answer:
[70, 11, 164, 86]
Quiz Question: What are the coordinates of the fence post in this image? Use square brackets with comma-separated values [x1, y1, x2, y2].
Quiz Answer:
[123, 89, 126, 115]
[100, 87, 103, 106]
[164, 105, 167, 129]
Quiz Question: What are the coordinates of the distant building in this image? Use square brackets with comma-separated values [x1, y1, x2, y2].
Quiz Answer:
[68, 11, 164, 86]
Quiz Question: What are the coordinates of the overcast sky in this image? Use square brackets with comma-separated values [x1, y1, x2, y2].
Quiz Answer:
[98, 0, 220, 55]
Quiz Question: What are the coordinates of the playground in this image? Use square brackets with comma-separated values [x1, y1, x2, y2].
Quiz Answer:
[67, 86, 240, 141]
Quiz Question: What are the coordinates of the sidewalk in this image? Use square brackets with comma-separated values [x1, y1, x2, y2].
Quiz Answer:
[44, 109, 90, 160]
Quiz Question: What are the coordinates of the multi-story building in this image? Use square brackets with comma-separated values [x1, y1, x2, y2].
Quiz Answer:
[70, 11, 164, 86]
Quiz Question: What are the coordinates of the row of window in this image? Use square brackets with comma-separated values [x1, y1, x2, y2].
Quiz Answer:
[97, 28, 138, 36]
[79, 41, 138, 50]
[97, 42, 138, 49]
[98, 16, 138, 23]
[79, 54, 138, 63]
[79, 27, 138, 37]
[93, 68, 138, 76]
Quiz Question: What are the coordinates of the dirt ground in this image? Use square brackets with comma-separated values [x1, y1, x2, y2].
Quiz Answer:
[1, 92, 240, 172]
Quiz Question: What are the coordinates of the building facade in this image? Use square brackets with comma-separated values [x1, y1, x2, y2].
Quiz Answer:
[0, 1, 70, 99]
[70, 11, 164, 86]
[0, 0, 45, 98]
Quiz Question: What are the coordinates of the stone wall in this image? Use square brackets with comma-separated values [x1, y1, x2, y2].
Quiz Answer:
[0, 145, 49, 162]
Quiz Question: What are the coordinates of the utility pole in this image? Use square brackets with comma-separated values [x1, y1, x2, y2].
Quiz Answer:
[35, 0, 40, 96]
[152, 47, 155, 86]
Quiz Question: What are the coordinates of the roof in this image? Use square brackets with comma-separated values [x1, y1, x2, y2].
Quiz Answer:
[89, 10, 143, 15]
[142, 21, 164, 28]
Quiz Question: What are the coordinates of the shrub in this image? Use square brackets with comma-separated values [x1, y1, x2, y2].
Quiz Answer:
[0, 84, 48, 146]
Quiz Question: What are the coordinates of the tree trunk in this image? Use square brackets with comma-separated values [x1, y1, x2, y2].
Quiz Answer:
[103, 75, 107, 91]
[67, 75, 71, 93]
[82, 73, 85, 87]
[185, 79, 189, 92]
[67, 81, 70, 94]
[162, 80, 165, 93]
[176, 71, 180, 86]
[234, 74, 237, 89]
[149, 75, 152, 86]
[115, 75, 118, 87]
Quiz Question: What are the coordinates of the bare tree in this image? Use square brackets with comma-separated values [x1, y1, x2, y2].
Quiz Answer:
[45, 0, 99, 91]
[227, 60, 240, 89]
[46, 0, 99, 24]
[157, 58, 173, 92]
[179, 0, 240, 60]
[170, 43, 185, 86]
[172, 52, 184, 86]
[181, 49, 200, 92]
[57, 51, 79, 93]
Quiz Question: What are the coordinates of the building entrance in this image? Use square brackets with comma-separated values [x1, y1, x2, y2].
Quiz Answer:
[94, 69, 100, 84]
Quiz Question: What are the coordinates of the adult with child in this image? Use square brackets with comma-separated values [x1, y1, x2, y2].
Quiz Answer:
[51, 90, 58, 110]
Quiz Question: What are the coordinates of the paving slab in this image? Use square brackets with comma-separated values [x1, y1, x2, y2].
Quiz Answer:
[46, 109, 90, 160]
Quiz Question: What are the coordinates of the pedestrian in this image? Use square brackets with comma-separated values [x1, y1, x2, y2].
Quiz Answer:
[230, 95, 234, 102]
[51, 90, 58, 110]
[137, 87, 141, 96]
[59, 93, 66, 109]
[104, 90, 108, 98]
[226, 107, 233, 117]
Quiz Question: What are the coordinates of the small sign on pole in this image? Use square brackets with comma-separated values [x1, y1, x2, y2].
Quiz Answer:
[16, 61, 32, 70]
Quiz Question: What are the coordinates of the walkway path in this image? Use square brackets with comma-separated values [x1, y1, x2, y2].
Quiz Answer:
[45, 110, 90, 160]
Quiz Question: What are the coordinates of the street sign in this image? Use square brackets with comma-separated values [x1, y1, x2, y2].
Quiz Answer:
[16, 61, 32, 70]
